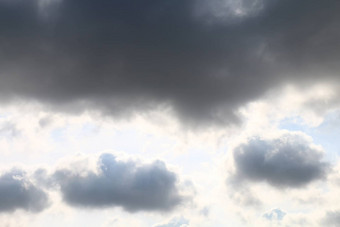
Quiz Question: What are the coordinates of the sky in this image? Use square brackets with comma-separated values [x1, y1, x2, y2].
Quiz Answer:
[1, 0, 340, 226]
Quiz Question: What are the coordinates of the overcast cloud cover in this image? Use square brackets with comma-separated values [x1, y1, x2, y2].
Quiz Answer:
[1, 0, 340, 226]
[1, 0, 340, 126]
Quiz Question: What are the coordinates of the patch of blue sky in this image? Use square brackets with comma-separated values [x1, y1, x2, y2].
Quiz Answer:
[77, 122, 99, 137]
[50, 127, 67, 142]
[0, 113, 10, 119]
[111, 129, 147, 154]
[278, 116, 308, 132]
[307, 111, 340, 162]
[263, 208, 286, 221]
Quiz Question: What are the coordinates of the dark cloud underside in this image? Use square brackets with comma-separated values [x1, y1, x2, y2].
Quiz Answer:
[52, 153, 185, 212]
[1, 0, 340, 125]
[232, 133, 329, 188]
[0, 170, 48, 213]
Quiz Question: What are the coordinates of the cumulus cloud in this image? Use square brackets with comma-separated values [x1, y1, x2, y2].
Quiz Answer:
[50, 153, 186, 212]
[231, 132, 329, 188]
[0, 169, 49, 213]
[0, 0, 340, 126]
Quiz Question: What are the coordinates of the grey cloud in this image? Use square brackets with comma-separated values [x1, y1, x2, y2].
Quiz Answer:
[0, 169, 49, 213]
[232, 133, 329, 188]
[0, 122, 20, 138]
[1, 0, 340, 126]
[52, 153, 186, 212]
[38, 116, 53, 128]
[199, 206, 209, 217]
[321, 211, 340, 227]
[34, 168, 55, 189]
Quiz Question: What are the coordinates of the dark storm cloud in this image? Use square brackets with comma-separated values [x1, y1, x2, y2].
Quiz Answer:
[232, 133, 329, 188]
[51, 153, 185, 212]
[0, 169, 49, 213]
[1, 0, 340, 125]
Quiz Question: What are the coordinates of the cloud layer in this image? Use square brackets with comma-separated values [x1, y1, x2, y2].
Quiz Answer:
[51, 153, 185, 212]
[1, 1, 340, 226]
[1, 0, 340, 126]
[232, 132, 329, 188]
